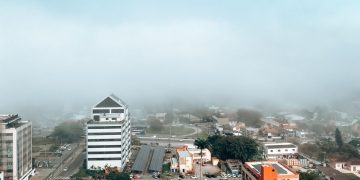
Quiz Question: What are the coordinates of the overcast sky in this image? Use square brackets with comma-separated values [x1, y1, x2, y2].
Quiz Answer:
[1, 1, 360, 112]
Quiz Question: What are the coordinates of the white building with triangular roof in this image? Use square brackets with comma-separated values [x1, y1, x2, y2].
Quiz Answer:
[86, 94, 131, 170]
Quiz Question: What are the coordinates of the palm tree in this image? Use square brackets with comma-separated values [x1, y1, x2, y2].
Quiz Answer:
[194, 138, 209, 180]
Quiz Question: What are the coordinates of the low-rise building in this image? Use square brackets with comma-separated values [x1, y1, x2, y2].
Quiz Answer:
[176, 147, 193, 173]
[170, 158, 178, 173]
[263, 143, 298, 160]
[226, 159, 241, 174]
[188, 148, 211, 163]
[331, 158, 360, 174]
[241, 161, 299, 180]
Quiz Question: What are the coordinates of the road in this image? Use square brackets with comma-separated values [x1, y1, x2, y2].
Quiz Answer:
[139, 137, 195, 147]
[52, 143, 85, 179]
[31, 143, 83, 180]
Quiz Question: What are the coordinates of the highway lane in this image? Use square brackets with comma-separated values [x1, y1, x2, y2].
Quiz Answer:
[52, 143, 85, 179]
[138, 137, 195, 147]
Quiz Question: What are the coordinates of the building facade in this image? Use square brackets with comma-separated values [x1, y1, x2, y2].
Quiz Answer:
[263, 143, 298, 160]
[86, 94, 131, 170]
[0, 114, 35, 180]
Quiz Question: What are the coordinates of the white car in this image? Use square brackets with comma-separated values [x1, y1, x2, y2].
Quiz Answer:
[63, 167, 68, 172]
[190, 176, 198, 179]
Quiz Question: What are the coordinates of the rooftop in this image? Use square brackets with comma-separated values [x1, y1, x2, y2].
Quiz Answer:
[132, 145, 151, 172]
[94, 94, 127, 108]
[0, 114, 19, 124]
[264, 143, 297, 149]
[178, 151, 191, 158]
[245, 161, 296, 177]
[149, 146, 165, 172]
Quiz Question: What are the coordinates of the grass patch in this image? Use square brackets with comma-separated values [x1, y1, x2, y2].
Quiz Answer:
[147, 126, 195, 136]
[162, 163, 170, 173]
[32, 137, 56, 146]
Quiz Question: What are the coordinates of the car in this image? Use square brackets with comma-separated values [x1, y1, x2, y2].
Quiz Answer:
[67, 147, 71, 151]
[190, 176, 198, 179]
[179, 139, 183, 142]
[63, 167, 68, 171]
[232, 174, 237, 177]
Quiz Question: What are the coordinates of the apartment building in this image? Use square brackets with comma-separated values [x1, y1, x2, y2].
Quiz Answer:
[263, 143, 298, 160]
[0, 114, 35, 180]
[86, 94, 131, 170]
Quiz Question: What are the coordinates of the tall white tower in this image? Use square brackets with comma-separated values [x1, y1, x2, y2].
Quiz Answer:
[86, 94, 131, 170]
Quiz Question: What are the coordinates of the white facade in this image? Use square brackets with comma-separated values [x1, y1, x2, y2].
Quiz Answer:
[188, 148, 211, 163]
[86, 95, 131, 170]
[264, 143, 298, 160]
[0, 115, 35, 180]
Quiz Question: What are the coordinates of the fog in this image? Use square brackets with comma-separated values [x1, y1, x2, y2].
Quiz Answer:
[1, 1, 360, 119]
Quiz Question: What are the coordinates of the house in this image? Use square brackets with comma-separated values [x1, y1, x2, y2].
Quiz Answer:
[241, 161, 299, 180]
[331, 158, 360, 175]
[176, 146, 193, 173]
[263, 143, 298, 160]
[188, 148, 211, 163]
[230, 121, 246, 132]
[318, 166, 357, 180]
[170, 158, 178, 173]
[155, 113, 167, 122]
[348, 159, 360, 173]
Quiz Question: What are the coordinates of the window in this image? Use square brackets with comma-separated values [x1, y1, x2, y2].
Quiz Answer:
[292, 149, 295, 151]
[278, 150, 281, 152]
[88, 139, 122, 142]
[88, 126, 122, 129]
[88, 158, 121, 161]
[88, 132, 121, 135]
[111, 109, 124, 113]
[112, 118, 117, 120]
[285, 149, 288, 152]
[88, 151, 122, 154]
[93, 109, 110, 114]
[88, 145, 121, 148]
[270, 150, 273, 152]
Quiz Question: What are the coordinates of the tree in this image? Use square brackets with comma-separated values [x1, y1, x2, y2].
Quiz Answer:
[194, 138, 209, 179]
[335, 128, 343, 149]
[299, 171, 321, 180]
[149, 118, 164, 131]
[107, 172, 130, 180]
[236, 109, 263, 128]
[51, 121, 84, 143]
[207, 135, 260, 162]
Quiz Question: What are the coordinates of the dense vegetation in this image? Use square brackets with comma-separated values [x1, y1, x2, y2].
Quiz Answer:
[207, 135, 262, 162]
[71, 161, 130, 180]
[300, 128, 360, 161]
[299, 171, 321, 180]
[50, 121, 84, 143]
